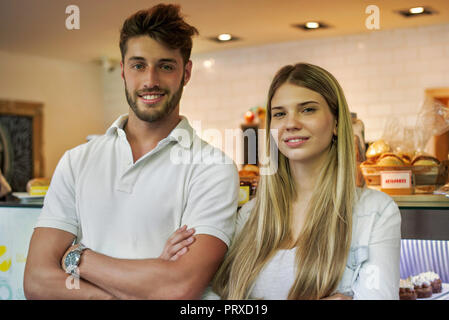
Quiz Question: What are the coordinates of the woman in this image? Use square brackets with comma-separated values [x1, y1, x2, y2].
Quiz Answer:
[162, 63, 401, 300]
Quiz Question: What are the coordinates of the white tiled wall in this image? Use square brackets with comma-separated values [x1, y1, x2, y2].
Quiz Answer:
[103, 23, 449, 163]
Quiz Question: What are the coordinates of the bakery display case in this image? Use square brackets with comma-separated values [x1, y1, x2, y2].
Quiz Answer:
[395, 194, 449, 300]
[1, 185, 449, 300]
[0, 198, 42, 300]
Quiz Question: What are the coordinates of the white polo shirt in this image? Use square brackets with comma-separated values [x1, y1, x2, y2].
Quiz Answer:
[35, 114, 239, 259]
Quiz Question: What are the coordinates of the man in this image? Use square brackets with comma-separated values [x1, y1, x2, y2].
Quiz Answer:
[24, 4, 239, 300]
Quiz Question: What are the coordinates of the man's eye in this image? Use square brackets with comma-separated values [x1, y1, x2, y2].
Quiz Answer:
[160, 64, 174, 71]
[132, 64, 145, 70]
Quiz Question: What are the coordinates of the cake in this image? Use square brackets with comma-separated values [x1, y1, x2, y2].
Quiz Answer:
[419, 271, 442, 294]
[399, 278, 417, 300]
[411, 274, 433, 298]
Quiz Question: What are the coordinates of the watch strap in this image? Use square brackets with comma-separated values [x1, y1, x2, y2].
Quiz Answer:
[65, 243, 88, 277]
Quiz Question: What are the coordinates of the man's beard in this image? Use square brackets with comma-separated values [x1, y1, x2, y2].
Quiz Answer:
[124, 76, 184, 123]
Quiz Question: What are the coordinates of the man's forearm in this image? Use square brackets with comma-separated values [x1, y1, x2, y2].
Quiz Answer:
[78, 249, 196, 300]
[24, 265, 117, 300]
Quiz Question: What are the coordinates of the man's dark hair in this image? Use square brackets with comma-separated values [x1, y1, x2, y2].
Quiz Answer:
[119, 3, 199, 65]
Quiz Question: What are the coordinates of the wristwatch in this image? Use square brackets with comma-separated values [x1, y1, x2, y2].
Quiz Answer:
[64, 243, 87, 277]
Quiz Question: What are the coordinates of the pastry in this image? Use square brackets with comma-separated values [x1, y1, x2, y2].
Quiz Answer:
[239, 170, 258, 178]
[411, 274, 433, 298]
[399, 278, 417, 300]
[365, 140, 391, 160]
[419, 271, 442, 294]
[376, 153, 405, 166]
[411, 155, 440, 166]
[242, 164, 259, 175]
[397, 152, 413, 165]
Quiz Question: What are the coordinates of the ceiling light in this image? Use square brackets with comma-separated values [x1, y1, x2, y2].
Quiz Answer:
[305, 22, 320, 29]
[293, 22, 330, 31]
[218, 34, 232, 41]
[209, 34, 240, 43]
[397, 7, 437, 17]
[409, 7, 424, 14]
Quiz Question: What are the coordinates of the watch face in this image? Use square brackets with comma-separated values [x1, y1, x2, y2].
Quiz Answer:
[65, 251, 80, 269]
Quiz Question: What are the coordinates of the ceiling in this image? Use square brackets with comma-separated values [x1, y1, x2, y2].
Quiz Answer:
[1, 0, 448, 64]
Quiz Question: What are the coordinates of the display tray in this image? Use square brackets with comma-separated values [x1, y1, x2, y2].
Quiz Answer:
[417, 283, 449, 300]
[11, 192, 45, 200]
[360, 160, 449, 186]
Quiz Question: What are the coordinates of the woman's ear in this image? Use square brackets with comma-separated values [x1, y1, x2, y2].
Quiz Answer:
[333, 120, 338, 136]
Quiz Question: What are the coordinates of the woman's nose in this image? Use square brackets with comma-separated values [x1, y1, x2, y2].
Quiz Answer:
[285, 114, 302, 131]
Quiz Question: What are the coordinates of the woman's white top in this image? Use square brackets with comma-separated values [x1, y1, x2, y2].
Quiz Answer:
[203, 187, 401, 300]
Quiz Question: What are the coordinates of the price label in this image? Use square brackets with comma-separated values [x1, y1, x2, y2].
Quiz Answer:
[380, 171, 412, 189]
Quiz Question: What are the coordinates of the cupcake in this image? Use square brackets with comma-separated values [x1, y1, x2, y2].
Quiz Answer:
[411, 274, 433, 298]
[419, 272, 442, 294]
[399, 278, 417, 300]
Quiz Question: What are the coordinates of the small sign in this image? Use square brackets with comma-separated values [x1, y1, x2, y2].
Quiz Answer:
[238, 186, 250, 206]
[381, 171, 412, 189]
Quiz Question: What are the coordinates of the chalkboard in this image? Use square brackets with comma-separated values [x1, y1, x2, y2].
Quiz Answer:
[0, 116, 33, 192]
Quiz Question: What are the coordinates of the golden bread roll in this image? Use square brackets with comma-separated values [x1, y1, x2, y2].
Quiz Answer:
[239, 170, 257, 178]
[397, 152, 413, 165]
[360, 159, 376, 166]
[411, 155, 440, 166]
[242, 164, 259, 174]
[376, 153, 405, 166]
[366, 140, 391, 160]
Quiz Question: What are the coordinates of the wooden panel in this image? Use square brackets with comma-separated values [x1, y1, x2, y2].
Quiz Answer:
[425, 88, 449, 162]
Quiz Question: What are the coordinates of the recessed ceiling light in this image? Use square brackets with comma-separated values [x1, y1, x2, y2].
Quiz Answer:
[293, 22, 330, 31]
[397, 6, 437, 17]
[208, 34, 240, 43]
[409, 7, 425, 14]
[218, 34, 232, 41]
[305, 22, 320, 29]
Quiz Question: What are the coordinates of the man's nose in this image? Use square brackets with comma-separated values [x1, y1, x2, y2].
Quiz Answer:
[142, 67, 160, 89]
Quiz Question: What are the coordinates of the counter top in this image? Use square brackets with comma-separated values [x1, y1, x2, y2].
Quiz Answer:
[393, 194, 449, 209]
[2, 192, 449, 210]
[0, 194, 43, 208]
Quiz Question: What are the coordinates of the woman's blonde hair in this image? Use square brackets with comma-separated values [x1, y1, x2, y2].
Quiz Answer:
[212, 63, 357, 299]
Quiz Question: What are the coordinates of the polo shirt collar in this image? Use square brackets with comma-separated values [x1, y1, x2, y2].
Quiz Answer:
[106, 114, 195, 149]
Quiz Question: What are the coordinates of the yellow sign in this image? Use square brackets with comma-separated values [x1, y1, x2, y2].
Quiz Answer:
[238, 186, 250, 206]
[0, 245, 12, 272]
[29, 186, 49, 196]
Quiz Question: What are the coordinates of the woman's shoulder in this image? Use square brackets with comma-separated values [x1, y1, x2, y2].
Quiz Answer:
[353, 187, 398, 217]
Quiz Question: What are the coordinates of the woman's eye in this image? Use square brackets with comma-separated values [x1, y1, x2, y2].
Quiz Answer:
[303, 107, 316, 113]
[272, 112, 285, 118]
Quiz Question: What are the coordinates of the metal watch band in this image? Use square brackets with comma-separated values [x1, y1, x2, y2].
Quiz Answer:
[66, 243, 88, 277]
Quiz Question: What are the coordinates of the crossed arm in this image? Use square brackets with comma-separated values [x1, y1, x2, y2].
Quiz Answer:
[24, 226, 226, 300]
